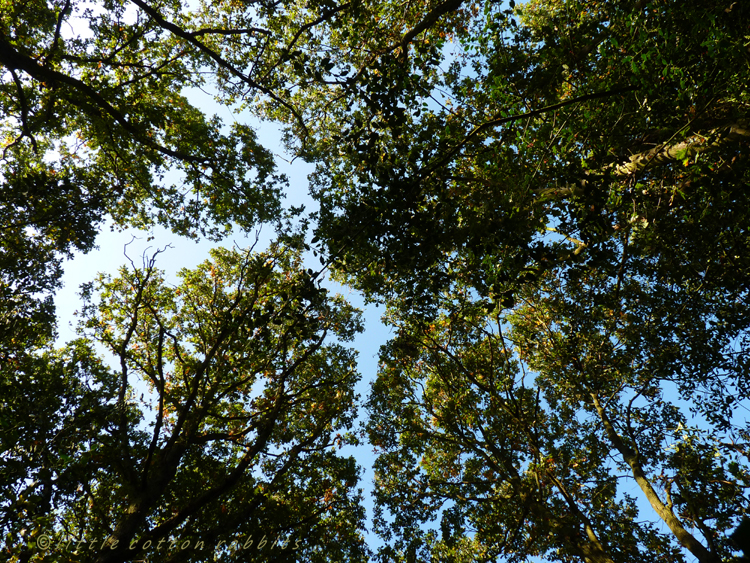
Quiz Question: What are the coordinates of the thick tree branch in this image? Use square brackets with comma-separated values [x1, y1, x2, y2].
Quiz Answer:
[6, 68, 38, 155]
[399, 0, 465, 61]
[590, 392, 721, 563]
[538, 119, 750, 201]
[607, 119, 750, 177]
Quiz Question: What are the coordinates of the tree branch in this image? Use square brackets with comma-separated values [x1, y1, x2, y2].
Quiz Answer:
[607, 119, 750, 177]
[590, 392, 721, 563]
[399, 0, 466, 61]
[538, 119, 750, 201]
[0, 32, 202, 163]
[128, 0, 308, 135]
[422, 86, 638, 183]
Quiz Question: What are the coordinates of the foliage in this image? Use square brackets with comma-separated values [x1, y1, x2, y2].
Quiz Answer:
[0, 166, 106, 361]
[257, 0, 750, 561]
[1, 339, 122, 559]
[1, 241, 369, 563]
[0, 0, 286, 240]
[3, 0, 750, 562]
[0, 0, 289, 368]
[263, 0, 750, 305]
[367, 259, 750, 562]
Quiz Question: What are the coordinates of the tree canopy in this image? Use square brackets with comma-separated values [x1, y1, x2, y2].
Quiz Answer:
[262, 0, 750, 560]
[2, 240, 368, 562]
[2, 0, 749, 562]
